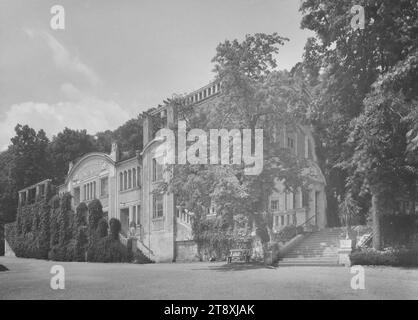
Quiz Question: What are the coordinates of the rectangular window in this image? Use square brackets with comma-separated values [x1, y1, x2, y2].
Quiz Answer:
[302, 188, 309, 207]
[271, 200, 279, 211]
[120, 173, 123, 191]
[287, 137, 294, 149]
[153, 158, 163, 181]
[153, 195, 164, 218]
[293, 214, 297, 225]
[274, 216, 278, 227]
[39, 184, 45, 197]
[100, 177, 108, 197]
[128, 170, 132, 189]
[133, 168, 137, 188]
[280, 215, 284, 226]
[137, 166, 141, 187]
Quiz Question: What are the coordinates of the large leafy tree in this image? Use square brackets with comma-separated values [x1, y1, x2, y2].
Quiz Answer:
[299, 0, 418, 222]
[48, 128, 98, 185]
[299, 0, 418, 246]
[0, 125, 50, 222]
[161, 34, 313, 258]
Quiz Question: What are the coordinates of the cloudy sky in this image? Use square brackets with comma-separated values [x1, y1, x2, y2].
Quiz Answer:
[0, 0, 313, 150]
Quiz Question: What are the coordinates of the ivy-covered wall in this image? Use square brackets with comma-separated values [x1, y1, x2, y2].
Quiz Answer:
[0, 223, 4, 256]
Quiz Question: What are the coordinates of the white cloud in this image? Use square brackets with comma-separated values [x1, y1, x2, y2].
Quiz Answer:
[23, 28, 101, 87]
[0, 96, 131, 150]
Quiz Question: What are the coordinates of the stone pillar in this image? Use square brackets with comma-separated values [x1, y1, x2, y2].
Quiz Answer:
[166, 104, 177, 130]
[35, 185, 40, 202]
[338, 239, 355, 266]
[18, 192, 23, 207]
[110, 142, 119, 162]
[143, 114, 153, 146]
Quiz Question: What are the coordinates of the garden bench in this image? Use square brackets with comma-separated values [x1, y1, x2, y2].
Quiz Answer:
[227, 249, 251, 263]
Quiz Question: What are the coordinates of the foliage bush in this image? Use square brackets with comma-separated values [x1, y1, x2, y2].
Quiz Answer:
[5, 194, 127, 263]
[272, 225, 303, 243]
[92, 236, 129, 263]
[109, 218, 121, 240]
[193, 216, 251, 260]
[381, 215, 417, 247]
[73, 203, 88, 261]
[350, 248, 418, 267]
[0, 223, 4, 256]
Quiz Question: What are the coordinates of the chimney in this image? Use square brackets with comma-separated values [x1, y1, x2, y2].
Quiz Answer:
[110, 142, 119, 162]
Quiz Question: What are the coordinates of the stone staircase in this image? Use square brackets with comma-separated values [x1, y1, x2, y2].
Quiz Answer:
[279, 228, 344, 266]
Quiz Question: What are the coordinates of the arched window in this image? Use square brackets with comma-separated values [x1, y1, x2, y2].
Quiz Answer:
[133, 168, 136, 188]
[124, 171, 127, 190]
[128, 169, 132, 189]
[137, 167, 141, 187]
[120, 173, 123, 191]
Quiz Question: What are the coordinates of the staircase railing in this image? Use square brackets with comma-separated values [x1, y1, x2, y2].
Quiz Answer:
[296, 215, 317, 234]
[358, 232, 374, 248]
[273, 215, 316, 243]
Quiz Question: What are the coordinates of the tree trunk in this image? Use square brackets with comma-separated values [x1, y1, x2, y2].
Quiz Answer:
[371, 191, 382, 250]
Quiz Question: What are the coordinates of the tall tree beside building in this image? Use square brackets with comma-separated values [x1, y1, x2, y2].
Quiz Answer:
[0, 125, 50, 222]
[299, 0, 418, 248]
[47, 128, 98, 185]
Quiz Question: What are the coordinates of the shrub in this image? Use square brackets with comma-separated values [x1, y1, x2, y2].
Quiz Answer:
[49, 195, 61, 249]
[272, 225, 303, 243]
[73, 202, 88, 261]
[91, 236, 129, 263]
[350, 248, 418, 267]
[97, 219, 108, 238]
[75, 202, 88, 228]
[88, 199, 104, 232]
[7, 195, 128, 263]
[0, 223, 4, 256]
[109, 218, 121, 240]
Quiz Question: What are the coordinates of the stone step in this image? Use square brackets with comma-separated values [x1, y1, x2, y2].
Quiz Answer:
[285, 253, 338, 258]
[279, 258, 339, 266]
[280, 228, 345, 266]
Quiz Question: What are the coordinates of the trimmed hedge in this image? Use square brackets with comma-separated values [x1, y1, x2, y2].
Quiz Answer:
[350, 248, 418, 267]
[5, 195, 128, 263]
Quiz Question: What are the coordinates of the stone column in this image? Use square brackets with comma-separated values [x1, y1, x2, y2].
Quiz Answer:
[35, 185, 40, 202]
[166, 104, 177, 130]
[143, 114, 153, 146]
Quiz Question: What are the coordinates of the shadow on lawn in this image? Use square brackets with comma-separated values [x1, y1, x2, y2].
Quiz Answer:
[0, 264, 9, 272]
[194, 262, 277, 272]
